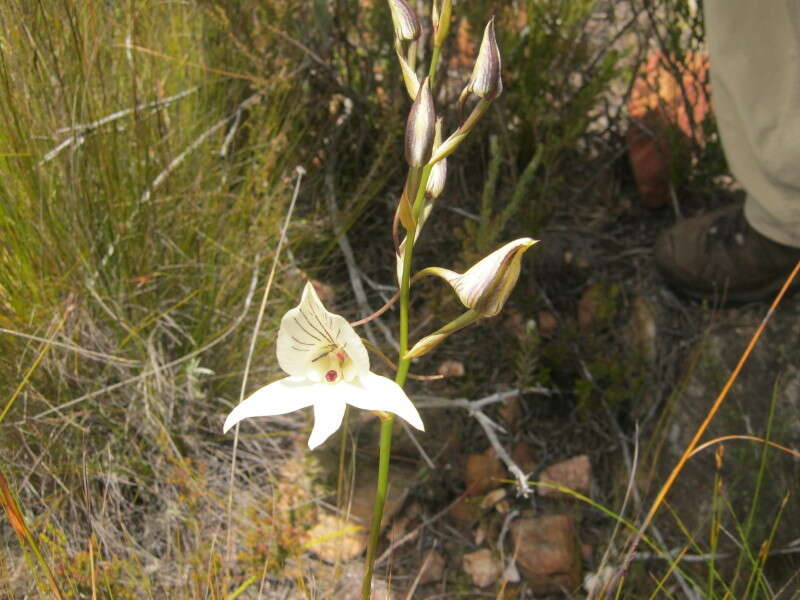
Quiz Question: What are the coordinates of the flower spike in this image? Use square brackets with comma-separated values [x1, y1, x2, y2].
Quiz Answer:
[224, 282, 424, 449]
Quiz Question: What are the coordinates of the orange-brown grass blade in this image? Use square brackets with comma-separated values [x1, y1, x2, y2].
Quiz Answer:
[621, 260, 800, 573]
[0, 469, 65, 600]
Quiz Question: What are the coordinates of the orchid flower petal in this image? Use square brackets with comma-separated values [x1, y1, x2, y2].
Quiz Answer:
[345, 373, 425, 431]
[276, 282, 369, 381]
[223, 377, 315, 433]
[308, 397, 348, 449]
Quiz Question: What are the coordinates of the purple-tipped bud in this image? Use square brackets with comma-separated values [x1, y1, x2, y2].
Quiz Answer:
[405, 78, 436, 167]
[388, 0, 421, 41]
[467, 17, 503, 100]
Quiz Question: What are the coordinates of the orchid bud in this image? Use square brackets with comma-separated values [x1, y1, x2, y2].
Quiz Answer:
[464, 17, 503, 101]
[425, 118, 447, 199]
[388, 0, 421, 41]
[405, 77, 436, 167]
[418, 238, 537, 317]
[405, 310, 481, 359]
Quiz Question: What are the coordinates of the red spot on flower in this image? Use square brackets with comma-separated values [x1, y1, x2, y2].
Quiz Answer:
[336, 352, 346, 361]
[325, 370, 338, 382]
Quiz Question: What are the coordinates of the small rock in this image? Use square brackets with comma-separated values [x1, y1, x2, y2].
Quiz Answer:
[480, 488, 508, 512]
[511, 515, 582, 594]
[627, 295, 657, 363]
[462, 548, 503, 588]
[348, 465, 411, 528]
[418, 550, 445, 585]
[577, 283, 617, 329]
[465, 448, 506, 495]
[502, 307, 528, 339]
[538, 310, 558, 335]
[304, 514, 367, 563]
[538, 455, 591, 499]
[449, 496, 482, 524]
[437, 359, 465, 378]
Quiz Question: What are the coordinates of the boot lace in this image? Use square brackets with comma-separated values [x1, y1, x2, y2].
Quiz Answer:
[707, 207, 749, 249]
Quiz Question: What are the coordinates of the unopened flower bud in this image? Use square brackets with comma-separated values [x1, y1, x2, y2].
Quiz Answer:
[433, 0, 453, 48]
[388, 0, 421, 41]
[405, 77, 436, 167]
[405, 310, 481, 359]
[418, 238, 537, 317]
[465, 17, 503, 101]
[425, 118, 447, 199]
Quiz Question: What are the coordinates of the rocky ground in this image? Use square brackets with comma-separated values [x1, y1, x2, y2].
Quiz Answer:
[259, 137, 800, 597]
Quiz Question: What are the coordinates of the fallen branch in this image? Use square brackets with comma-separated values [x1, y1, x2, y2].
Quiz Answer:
[40, 87, 199, 165]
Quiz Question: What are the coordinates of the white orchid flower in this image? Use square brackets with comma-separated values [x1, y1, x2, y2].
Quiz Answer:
[223, 282, 424, 449]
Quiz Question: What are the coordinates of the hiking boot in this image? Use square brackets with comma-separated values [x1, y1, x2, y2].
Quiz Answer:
[654, 203, 800, 303]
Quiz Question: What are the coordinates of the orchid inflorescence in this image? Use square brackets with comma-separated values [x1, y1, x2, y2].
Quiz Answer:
[224, 2, 537, 596]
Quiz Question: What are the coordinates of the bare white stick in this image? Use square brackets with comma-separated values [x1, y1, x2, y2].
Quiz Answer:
[139, 93, 260, 205]
[324, 171, 398, 350]
[40, 87, 199, 165]
[225, 165, 305, 564]
[414, 389, 535, 496]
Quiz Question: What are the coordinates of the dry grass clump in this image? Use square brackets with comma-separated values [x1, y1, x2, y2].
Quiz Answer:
[0, 1, 328, 596]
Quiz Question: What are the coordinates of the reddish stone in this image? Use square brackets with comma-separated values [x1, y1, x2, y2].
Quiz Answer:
[539, 455, 591, 499]
[511, 515, 582, 594]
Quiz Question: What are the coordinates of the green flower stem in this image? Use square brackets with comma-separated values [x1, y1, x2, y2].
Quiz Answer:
[361, 21, 444, 593]
[359, 414, 394, 599]
[361, 165, 432, 599]
[428, 44, 441, 85]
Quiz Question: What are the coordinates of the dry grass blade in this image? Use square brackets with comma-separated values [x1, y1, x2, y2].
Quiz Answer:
[225, 166, 305, 564]
[620, 260, 800, 574]
[0, 469, 65, 600]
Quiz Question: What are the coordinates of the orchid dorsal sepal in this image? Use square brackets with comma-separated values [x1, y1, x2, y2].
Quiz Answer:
[404, 309, 481, 359]
[416, 238, 538, 317]
[388, 0, 421, 41]
[223, 282, 424, 449]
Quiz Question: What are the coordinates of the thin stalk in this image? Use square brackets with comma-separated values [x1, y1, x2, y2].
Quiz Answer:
[361, 28, 444, 595]
[428, 45, 441, 85]
[360, 170, 433, 600]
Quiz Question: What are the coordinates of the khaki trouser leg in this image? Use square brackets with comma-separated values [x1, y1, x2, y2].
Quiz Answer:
[705, 0, 800, 248]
